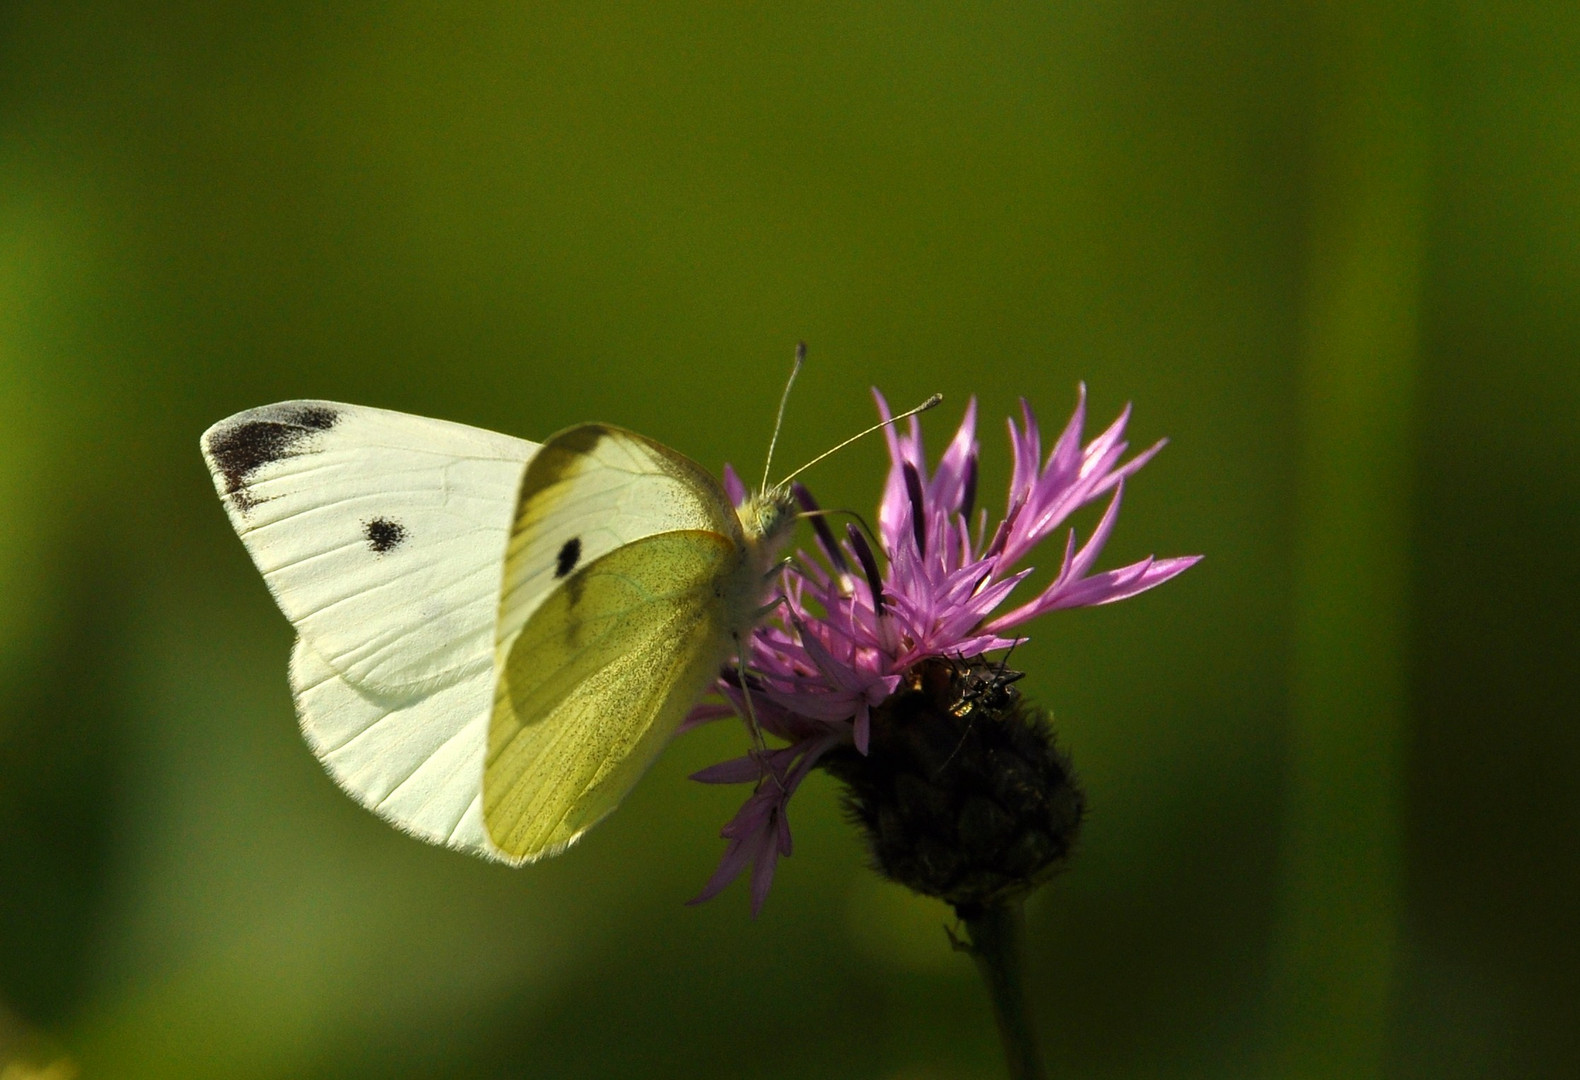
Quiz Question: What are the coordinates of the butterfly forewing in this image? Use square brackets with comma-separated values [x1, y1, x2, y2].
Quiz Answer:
[485, 530, 741, 860]
[493, 424, 741, 651]
[201, 401, 539, 692]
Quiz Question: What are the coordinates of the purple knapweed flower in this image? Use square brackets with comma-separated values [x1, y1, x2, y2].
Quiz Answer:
[687, 386, 1201, 915]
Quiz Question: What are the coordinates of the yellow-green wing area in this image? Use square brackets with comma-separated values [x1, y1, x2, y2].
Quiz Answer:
[495, 423, 742, 649]
[484, 529, 740, 861]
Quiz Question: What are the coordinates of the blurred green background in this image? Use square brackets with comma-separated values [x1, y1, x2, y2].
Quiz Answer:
[2, 3, 1575, 1078]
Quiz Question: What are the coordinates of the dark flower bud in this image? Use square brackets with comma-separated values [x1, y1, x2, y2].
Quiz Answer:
[819, 658, 1085, 916]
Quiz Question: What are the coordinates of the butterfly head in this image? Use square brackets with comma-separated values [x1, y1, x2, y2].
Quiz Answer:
[739, 485, 798, 556]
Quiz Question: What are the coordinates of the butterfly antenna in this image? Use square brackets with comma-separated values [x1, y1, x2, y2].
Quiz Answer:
[776, 392, 943, 488]
[761, 342, 806, 492]
[796, 506, 880, 544]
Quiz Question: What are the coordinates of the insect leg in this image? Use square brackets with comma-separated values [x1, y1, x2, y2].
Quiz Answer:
[732, 631, 786, 794]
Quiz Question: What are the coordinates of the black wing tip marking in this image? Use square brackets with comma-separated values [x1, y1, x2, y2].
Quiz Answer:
[205, 403, 340, 512]
[555, 537, 581, 579]
[364, 517, 407, 554]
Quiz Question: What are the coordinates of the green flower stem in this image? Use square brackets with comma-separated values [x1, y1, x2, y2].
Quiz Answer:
[962, 900, 1046, 1080]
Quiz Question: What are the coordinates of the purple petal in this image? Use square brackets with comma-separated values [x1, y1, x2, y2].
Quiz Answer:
[1078, 401, 1132, 476]
[722, 463, 748, 507]
[1045, 385, 1087, 485]
[748, 823, 782, 917]
[679, 703, 736, 735]
[847, 524, 886, 614]
[986, 554, 1201, 629]
[1066, 482, 1126, 581]
[873, 388, 910, 546]
[796, 621, 869, 694]
[984, 509, 1014, 563]
[1089, 437, 1166, 499]
[691, 755, 767, 785]
[1059, 554, 1203, 608]
[795, 483, 849, 573]
[1008, 398, 1042, 501]
[949, 632, 1026, 656]
[688, 786, 779, 907]
[689, 830, 761, 906]
[903, 462, 927, 556]
[930, 397, 979, 513]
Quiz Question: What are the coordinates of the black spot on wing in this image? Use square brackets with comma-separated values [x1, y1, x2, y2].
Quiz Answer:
[555, 537, 581, 579]
[364, 517, 406, 554]
[206, 404, 340, 512]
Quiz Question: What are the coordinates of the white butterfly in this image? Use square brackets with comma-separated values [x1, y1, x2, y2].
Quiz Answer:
[201, 400, 798, 864]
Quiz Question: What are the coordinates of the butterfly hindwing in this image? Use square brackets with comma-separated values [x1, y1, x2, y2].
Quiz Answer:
[201, 401, 539, 692]
[485, 530, 741, 860]
[290, 637, 499, 857]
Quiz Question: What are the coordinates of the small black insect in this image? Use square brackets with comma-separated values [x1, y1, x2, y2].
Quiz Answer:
[364, 517, 406, 554]
[555, 536, 582, 579]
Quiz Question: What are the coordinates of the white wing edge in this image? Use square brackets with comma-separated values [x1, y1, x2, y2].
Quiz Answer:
[289, 636, 530, 866]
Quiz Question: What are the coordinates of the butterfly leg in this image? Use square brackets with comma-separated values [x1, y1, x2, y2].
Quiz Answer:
[732, 631, 787, 795]
[754, 594, 788, 621]
[754, 560, 793, 620]
[732, 631, 769, 754]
